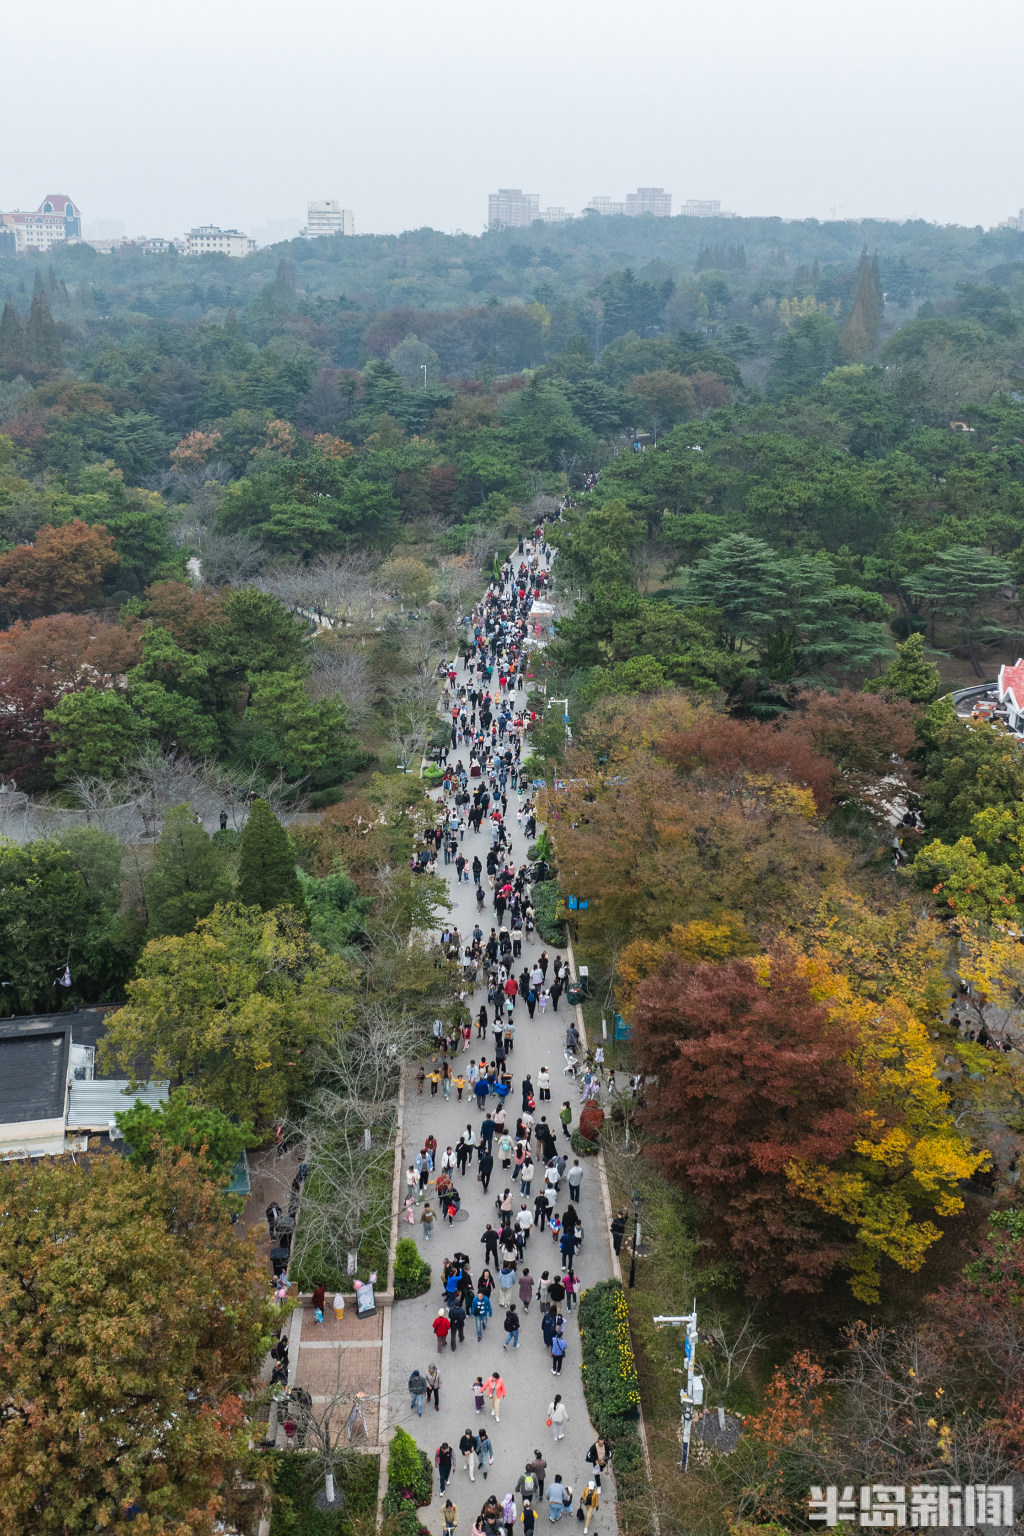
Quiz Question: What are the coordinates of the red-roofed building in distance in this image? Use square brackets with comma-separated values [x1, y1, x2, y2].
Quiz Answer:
[1, 194, 82, 253]
[997, 659, 1024, 731]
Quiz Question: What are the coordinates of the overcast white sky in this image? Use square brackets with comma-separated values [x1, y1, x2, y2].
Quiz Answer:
[5, 0, 1023, 238]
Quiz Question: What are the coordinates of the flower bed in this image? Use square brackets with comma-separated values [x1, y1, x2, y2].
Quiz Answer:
[579, 1280, 650, 1533]
[579, 1279, 640, 1420]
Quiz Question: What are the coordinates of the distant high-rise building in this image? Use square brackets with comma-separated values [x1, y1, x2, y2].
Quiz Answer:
[303, 201, 354, 239]
[586, 187, 671, 218]
[1000, 208, 1024, 231]
[625, 187, 672, 217]
[488, 189, 540, 229]
[540, 207, 568, 224]
[0, 193, 82, 253]
[184, 225, 256, 258]
[680, 199, 722, 218]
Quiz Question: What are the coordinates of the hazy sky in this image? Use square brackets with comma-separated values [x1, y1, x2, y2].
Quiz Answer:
[5, 0, 1023, 238]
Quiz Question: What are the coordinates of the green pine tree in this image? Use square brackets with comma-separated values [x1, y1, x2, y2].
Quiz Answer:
[863, 632, 941, 704]
[0, 302, 26, 378]
[25, 290, 63, 373]
[235, 799, 305, 914]
[145, 804, 233, 937]
[840, 248, 882, 362]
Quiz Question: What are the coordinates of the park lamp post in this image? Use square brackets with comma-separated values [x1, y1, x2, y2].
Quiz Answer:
[654, 1305, 703, 1471]
[628, 1189, 644, 1290]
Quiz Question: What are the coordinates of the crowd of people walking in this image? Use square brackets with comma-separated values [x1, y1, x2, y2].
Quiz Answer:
[402, 526, 614, 1534]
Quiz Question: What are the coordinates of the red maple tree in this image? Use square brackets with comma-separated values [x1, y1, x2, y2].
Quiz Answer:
[631, 950, 858, 1296]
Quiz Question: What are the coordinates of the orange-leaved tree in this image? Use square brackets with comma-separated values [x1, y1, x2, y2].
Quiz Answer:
[0, 518, 118, 621]
[0, 1146, 275, 1533]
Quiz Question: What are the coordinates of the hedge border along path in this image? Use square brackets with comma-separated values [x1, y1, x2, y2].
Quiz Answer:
[578, 1279, 652, 1535]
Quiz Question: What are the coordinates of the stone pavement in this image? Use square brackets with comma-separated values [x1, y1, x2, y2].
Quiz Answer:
[385, 753, 617, 1531]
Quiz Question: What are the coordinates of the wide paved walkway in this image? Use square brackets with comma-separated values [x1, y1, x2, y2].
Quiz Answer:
[385, 605, 616, 1532]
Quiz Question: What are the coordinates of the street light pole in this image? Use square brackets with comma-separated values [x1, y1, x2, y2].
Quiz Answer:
[654, 1305, 702, 1470]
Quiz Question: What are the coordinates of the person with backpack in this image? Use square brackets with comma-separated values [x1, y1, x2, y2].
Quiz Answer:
[580, 1481, 600, 1531]
[515, 1466, 539, 1505]
[442, 1497, 459, 1536]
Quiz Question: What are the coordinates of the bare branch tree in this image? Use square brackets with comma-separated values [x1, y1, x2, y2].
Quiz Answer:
[701, 1308, 773, 1396]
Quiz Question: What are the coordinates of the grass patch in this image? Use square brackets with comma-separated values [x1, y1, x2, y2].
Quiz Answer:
[267, 1449, 379, 1536]
[290, 1126, 394, 1293]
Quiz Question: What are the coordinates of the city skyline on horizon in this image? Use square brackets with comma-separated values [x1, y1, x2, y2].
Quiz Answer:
[5, 0, 1024, 243]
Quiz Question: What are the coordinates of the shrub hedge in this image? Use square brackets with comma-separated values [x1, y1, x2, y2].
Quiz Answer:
[382, 1426, 432, 1523]
[578, 1280, 649, 1531]
[571, 1127, 599, 1156]
[532, 879, 567, 945]
[393, 1237, 431, 1299]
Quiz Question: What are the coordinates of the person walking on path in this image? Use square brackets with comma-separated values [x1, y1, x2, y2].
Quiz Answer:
[546, 1474, 571, 1521]
[449, 1297, 467, 1351]
[426, 1363, 442, 1411]
[502, 1302, 521, 1350]
[408, 1368, 428, 1416]
[527, 1450, 547, 1497]
[502, 1491, 517, 1536]
[478, 1426, 494, 1478]
[515, 1465, 541, 1506]
[485, 1370, 506, 1421]
[442, 1497, 459, 1535]
[436, 1441, 454, 1494]
[610, 1211, 626, 1256]
[585, 1437, 611, 1474]
[580, 1482, 600, 1531]
[460, 1427, 480, 1480]
[434, 1309, 452, 1352]
[518, 1268, 535, 1311]
[420, 1203, 436, 1240]
[547, 1394, 568, 1441]
[550, 1324, 566, 1375]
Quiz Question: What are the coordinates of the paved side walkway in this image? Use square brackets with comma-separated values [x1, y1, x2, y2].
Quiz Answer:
[386, 712, 616, 1528]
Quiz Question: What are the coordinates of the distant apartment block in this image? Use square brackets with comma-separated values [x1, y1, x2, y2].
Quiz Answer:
[0, 194, 82, 253]
[184, 225, 256, 258]
[540, 207, 568, 223]
[488, 189, 540, 229]
[680, 199, 721, 217]
[586, 187, 672, 218]
[303, 201, 355, 239]
[1000, 208, 1024, 231]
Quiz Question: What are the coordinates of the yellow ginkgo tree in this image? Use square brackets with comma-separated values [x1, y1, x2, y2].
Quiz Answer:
[787, 959, 985, 1304]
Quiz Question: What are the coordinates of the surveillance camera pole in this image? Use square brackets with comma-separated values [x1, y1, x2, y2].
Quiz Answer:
[654, 1304, 700, 1470]
[546, 696, 571, 743]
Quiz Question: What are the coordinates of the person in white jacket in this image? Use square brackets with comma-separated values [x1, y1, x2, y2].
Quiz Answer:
[548, 1393, 569, 1441]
